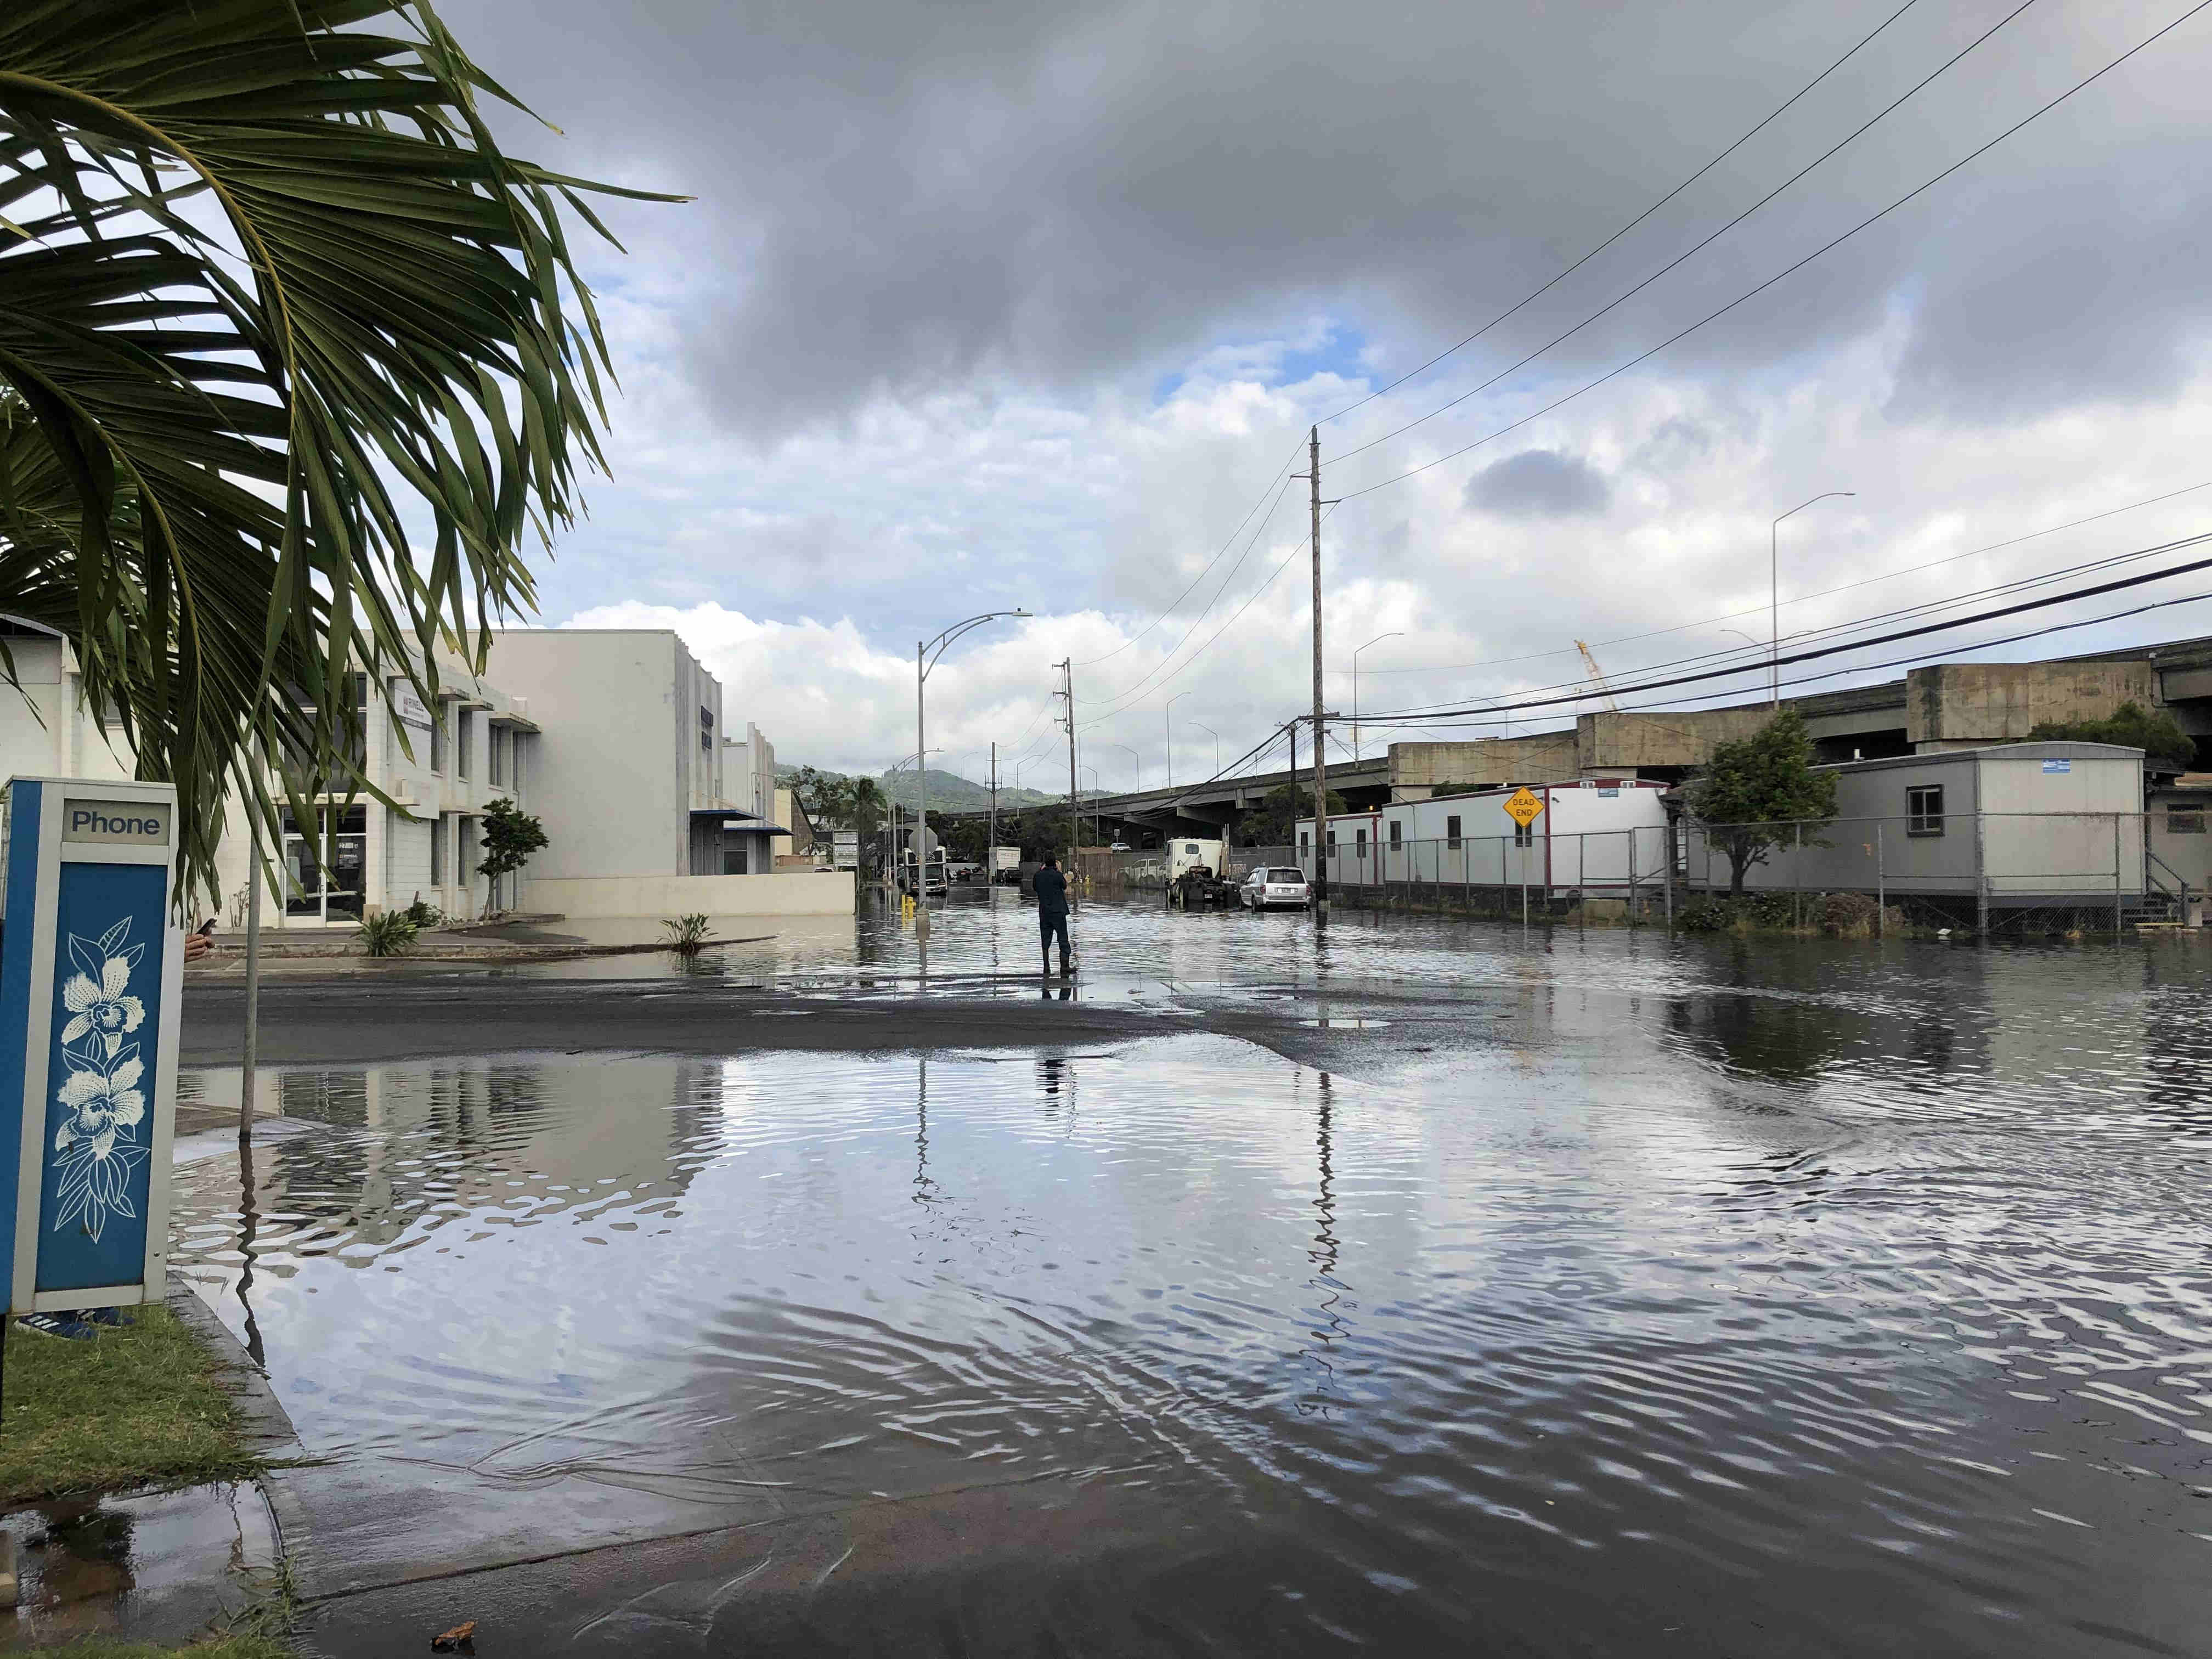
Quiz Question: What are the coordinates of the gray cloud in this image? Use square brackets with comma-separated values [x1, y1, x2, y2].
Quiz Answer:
[435, 0, 2211, 437]
[1463, 448, 1612, 519]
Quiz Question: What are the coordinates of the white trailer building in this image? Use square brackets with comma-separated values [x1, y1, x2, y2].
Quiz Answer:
[1683, 741, 2152, 911]
[1299, 780, 1671, 896]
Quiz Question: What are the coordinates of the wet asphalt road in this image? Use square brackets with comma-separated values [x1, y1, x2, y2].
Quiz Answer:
[166, 891, 2212, 1656]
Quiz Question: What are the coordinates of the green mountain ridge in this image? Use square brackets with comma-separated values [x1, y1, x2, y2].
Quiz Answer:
[778, 762, 1086, 813]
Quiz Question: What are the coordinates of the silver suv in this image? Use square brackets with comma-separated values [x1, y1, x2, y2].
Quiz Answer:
[1240, 866, 1311, 911]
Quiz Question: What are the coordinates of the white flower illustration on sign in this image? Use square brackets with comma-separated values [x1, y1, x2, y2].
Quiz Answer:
[61, 919, 145, 1057]
[50, 917, 152, 1243]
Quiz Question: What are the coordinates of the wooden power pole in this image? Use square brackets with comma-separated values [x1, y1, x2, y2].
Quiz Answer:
[1302, 425, 1331, 920]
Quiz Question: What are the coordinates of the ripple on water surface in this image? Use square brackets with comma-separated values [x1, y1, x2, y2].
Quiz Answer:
[170, 1009, 2212, 1654]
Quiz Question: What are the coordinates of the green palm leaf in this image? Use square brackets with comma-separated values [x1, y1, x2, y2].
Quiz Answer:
[0, 0, 681, 901]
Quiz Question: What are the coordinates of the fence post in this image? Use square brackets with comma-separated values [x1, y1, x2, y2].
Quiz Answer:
[1875, 821, 1885, 938]
[1628, 827, 1639, 929]
[1663, 822, 1675, 930]
[1974, 806, 1989, 938]
[2114, 814, 2125, 941]
[1793, 821, 1802, 932]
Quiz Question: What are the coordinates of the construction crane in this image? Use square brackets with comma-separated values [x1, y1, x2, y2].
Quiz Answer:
[1575, 640, 1621, 714]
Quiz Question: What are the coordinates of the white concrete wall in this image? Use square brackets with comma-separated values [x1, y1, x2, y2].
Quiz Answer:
[526, 870, 857, 918]
[486, 630, 726, 883]
[386, 812, 434, 913]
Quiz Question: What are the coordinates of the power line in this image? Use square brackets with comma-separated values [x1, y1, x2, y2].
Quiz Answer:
[1360, 588, 2212, 733]
[1075, 473, 1299, 704]
[1358, 476, 2212, 679]
[1371, 528, 2212, 719]
[1320, 1, 1923, 427]
[1358, 528, 2212, 725]
[1335, 0, 2212, 506]
[1073, 437, 1307, 668]
[1330, 0, 2038, 467]
[1076, 504, 1343, 723]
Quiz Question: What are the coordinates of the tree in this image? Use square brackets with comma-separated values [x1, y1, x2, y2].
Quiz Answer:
[927, 810, 988, 863]
[1680, 712, 1838, 896]
[1237, 781, 1346, 847]
[2024, 701, 2196, 769]
[475, 797, 548, 884]
[0, 3, 673, 902]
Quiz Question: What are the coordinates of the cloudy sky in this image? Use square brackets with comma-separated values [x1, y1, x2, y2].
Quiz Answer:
[437, 0, 2212, 787]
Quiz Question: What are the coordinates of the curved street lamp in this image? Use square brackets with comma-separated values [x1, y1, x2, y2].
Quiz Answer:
[1771, 494, 1853, 708]
[1101, 741, 1139, 794]
[1352, 631, 1404, 762]
[916, 610, 1029, 930]
[1189, 720, 1220, 777]
[1165, 690, 1193, 789]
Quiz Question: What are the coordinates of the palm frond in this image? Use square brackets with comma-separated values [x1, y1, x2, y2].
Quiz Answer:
[0, 0, 683, 901]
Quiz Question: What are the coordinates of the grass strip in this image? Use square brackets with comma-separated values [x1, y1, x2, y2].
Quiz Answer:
[0, 1305, 266, 1502]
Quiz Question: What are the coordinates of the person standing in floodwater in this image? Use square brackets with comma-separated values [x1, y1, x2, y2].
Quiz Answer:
[1033, 855, 1073, 978]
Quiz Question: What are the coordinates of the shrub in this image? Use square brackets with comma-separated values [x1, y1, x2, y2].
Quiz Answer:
[357, 911, 419, 957]
[1818, 891, 1881, 935]
[660, 913, 713, 954]
[404, 894, 444, 929]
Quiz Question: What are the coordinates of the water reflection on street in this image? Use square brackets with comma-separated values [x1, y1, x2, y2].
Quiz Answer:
[170, 902, 2212, 1654]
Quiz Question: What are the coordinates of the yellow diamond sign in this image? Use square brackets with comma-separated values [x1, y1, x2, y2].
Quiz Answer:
[1502, 786, 1545, 828]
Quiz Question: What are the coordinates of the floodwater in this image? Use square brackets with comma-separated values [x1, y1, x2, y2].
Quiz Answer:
[169, 899, 2212, 1654]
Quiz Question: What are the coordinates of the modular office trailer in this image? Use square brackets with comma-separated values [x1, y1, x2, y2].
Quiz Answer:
[1682, 742, 2149, 907]
[1298, 780, 1671, 895]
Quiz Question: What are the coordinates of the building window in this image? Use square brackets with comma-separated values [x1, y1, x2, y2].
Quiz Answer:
[430, 817, 446, 886]
[1300, 832, 1310, 856]
[2169, 807, 2207, 834]
[456, 708, 473, 780]
[431, 707, 448, 775]
[1325, 831, 1336, 853]
[489, 727, 507, 786]
[1446, 815, 1462, 849]
[723, 845, 749, 874]
[1908, 784, 1944, 836]
[701, 706, 714, 753]
[1389, 821, 1402, 849]
[1355, 827, 1369, 859]
[1514, 822, 1534, 848]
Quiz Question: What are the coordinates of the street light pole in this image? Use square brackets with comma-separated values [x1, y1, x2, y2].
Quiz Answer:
[1190, 721, 1219, 777]
[1165, 691, 1192, 790]
[916, 609, 1029, 933]
[1103, 741, 1139, 794]
[1351, 631, 1404, 763]
[1770, 493, 1854, 708]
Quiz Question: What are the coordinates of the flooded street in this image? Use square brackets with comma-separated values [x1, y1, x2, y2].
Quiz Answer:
[172, 894, 2212, 1654]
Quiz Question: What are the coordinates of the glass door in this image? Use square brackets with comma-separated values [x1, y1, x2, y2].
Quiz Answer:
[280, 805, 369, 923]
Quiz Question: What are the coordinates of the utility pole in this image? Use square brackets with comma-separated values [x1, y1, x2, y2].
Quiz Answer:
[1058, 659, 1080, 911]
[1297, 425, 1333, 921]
[916, 641, 928, 935]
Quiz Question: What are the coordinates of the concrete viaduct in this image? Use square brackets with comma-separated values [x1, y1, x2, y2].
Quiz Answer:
[940, 633, 2212, 846]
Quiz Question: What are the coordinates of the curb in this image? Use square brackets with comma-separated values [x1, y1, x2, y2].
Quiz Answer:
[166, 1284, 315, 1586]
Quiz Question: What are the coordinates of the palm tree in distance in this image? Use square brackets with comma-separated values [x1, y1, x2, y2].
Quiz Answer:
[0, 0, 678, 900]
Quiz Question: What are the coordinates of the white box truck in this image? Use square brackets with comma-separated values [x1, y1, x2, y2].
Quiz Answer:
[1166, 837, 1226, 880]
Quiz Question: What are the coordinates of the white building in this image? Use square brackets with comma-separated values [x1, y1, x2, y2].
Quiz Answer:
[5, 619, 850, 926]
[0, 620, 137, 788]
[481, 629, 744, 879]
[1, 618, 538, 927]
[1684, 741, 2151, 906]
[717, 720, 792, 874]
[1299, 780, 1671, 895]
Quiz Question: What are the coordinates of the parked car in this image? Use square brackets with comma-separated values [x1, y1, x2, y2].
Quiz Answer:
[1240, 866, 1311, 911]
